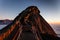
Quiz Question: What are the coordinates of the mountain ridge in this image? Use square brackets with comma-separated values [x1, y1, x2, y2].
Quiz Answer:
[0, 19, 12, 25]
[0, 6, 60, 40]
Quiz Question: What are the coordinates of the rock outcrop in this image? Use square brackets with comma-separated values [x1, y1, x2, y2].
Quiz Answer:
[0, 6, 60, 40]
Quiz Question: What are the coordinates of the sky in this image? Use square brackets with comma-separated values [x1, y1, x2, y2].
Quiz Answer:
[0, 0, 60, 24]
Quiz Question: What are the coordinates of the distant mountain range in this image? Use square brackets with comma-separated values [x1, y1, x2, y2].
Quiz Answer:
[0, 19, 13, 25]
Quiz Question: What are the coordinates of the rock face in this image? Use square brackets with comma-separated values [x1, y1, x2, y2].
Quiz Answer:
[0, 6, 60, 40]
